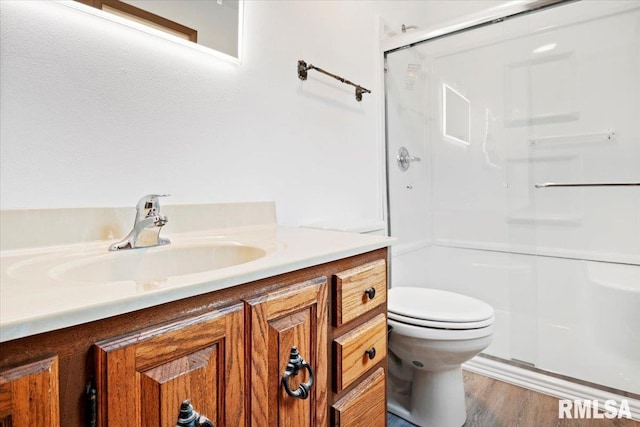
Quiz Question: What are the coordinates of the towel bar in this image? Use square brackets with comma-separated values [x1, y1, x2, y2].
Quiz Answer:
[298, 60, 371, 102]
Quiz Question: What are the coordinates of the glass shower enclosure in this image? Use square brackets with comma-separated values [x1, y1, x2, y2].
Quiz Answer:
[385, 0, 640, 401]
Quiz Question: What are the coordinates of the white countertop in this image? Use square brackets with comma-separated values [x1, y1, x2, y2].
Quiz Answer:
[0, 224, 392, 343]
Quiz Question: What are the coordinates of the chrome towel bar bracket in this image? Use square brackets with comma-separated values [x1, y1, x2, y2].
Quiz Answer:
[298, 60, 371, 102]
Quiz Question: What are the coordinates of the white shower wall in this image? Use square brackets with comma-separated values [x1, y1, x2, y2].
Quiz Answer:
[386, 0, 640, 394]
[426, 0, 640, 264]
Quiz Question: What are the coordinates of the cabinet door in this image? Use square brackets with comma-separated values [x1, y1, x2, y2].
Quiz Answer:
[0, 356, 60, 427]
[94, 303, 244, 427]
[245, 277, 328, 427]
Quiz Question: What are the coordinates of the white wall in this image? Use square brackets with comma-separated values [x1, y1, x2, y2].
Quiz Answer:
[0, 0, 502, 225]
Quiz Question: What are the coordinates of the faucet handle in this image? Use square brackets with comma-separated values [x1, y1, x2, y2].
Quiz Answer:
[136, 194, 170, 217]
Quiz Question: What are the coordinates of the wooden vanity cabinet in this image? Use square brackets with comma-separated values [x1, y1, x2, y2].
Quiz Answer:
[0, 356, 60, 427]
[0, 248, 388, 427]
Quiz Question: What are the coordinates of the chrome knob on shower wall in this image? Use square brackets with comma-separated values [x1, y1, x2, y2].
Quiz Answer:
[397, 146, 421, 171]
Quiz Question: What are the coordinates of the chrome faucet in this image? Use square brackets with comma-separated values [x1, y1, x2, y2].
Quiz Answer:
[109, 194, 170, 251]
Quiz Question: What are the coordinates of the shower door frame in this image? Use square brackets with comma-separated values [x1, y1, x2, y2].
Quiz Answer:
[382, 0, 568, 55]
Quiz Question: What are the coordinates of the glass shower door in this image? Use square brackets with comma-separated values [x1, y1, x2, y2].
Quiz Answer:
[385, 0, 640, 395]
[501, 1, 640, 393]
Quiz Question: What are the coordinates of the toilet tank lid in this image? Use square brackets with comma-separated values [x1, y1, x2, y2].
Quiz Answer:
[388, 287, 494, 323]
[300, 218, 386, 234]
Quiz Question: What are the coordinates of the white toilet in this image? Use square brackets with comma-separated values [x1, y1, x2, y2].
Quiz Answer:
[387, 287, 494, 427]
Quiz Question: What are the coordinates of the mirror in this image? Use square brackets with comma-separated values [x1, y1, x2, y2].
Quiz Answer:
[75, 0, 242, 59]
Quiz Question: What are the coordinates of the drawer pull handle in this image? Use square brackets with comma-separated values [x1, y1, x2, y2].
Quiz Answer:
[364, 287, 376, 300]
[176, 400, 214, 427]
[282, 346, 314, 400]
[365, 347, 376, 360]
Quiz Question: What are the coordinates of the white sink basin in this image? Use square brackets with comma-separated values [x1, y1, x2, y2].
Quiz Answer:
[50, 242, 267, 284]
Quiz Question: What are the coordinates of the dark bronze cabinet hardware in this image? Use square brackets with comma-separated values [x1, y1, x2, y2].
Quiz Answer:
[365, 347, 376, 360]
[282, 346, 315, 399]
[175, 400, 214, 427]
[85, 380, 97, 427]
[298, 60, 371, 102]
[364, 287, 376, 300]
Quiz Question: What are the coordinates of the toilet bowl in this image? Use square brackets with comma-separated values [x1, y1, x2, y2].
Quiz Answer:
[387, 287, 494, 427]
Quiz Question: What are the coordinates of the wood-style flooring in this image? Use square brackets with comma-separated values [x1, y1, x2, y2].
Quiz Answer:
[387, 370, 639, 427]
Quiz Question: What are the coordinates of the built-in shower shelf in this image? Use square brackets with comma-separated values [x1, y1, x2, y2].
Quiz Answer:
[433, 239, 640, 266]
[507, 154, 577, 163]
[506, 214, 582, 226]
[529, 129, 616, 145]
[505, 112, 579, 128]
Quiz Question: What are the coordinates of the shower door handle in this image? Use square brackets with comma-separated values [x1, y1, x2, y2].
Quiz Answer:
[397, 147, 421, 171]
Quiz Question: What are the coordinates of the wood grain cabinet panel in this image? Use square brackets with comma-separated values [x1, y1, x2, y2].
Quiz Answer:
[245, 277, 328, 427]
[332, 368, 386, 427]
[334, 259, 387, 326]
[334, 313, 387, 391]
[0, 356, 60, 427]
[94, 303, 244, 427]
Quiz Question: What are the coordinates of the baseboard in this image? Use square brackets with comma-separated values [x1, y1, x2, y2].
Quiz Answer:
[464, 356, 640, 421]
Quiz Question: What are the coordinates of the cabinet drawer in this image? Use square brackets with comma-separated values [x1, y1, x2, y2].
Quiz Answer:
[334, 313, 386, 391]
[334, 259, 386, 326]
[332, 368, 386, 427]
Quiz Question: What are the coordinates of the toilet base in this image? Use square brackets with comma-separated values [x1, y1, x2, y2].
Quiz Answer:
[387, 366, 467, 427]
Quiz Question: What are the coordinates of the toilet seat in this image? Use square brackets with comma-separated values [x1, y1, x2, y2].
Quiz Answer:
[388, 287, 494, 330]
[388, 316, 494, 340]
[388, 311, 494, 330]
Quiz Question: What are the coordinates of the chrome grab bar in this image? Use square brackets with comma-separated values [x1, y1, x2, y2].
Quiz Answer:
[535, 182, 640, 188]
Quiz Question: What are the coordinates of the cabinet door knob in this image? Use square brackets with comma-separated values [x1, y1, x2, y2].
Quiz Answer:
[282, 346, 315, 400]
[365, 347, 376, 360]
[175, 400, 214, 427]
[364, 287, 376, 300]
